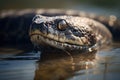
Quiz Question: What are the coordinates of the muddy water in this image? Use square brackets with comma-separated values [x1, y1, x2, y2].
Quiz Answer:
[0, 42, 120, 80]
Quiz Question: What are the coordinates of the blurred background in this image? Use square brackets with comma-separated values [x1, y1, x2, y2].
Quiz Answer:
[0, 0, 120, 17]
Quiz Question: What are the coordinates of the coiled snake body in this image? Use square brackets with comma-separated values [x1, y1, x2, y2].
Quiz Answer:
[0, 9, 120, 52]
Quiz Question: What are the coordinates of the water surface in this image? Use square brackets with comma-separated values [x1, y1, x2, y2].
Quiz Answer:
[0, 42, 120, 80]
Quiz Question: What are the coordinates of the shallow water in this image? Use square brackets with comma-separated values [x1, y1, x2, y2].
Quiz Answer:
[0, 42, 120, 80]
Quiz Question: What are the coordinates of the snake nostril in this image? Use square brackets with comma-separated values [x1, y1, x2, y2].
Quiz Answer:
[37, 35, 39, 40]
[30, 22, 40, 31]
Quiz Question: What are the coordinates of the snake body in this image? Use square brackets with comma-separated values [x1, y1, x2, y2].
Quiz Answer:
[0, 9, 120, 52]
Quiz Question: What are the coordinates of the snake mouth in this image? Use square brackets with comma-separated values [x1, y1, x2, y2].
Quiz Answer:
[30, 32, 89, 51]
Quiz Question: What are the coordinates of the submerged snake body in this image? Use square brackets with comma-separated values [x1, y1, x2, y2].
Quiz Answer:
[0, 9, 120, 52]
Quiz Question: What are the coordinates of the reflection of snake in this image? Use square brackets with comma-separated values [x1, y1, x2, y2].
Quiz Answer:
[0, 9, 120, 52]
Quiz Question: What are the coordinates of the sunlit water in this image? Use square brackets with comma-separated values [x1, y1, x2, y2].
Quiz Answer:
[0, 42, 120, 80]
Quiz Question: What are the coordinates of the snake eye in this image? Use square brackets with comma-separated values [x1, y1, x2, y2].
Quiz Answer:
[57, 19, 68, 31]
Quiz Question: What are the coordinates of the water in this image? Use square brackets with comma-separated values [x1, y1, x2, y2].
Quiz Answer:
[0, 43, 120, 80]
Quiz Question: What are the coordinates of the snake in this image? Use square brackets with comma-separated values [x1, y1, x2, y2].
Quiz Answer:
[0, 9, 120, 53]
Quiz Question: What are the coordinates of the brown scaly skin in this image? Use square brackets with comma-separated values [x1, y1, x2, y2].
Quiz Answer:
[30, 15, 112, 52]
[0, 9, 120, 52]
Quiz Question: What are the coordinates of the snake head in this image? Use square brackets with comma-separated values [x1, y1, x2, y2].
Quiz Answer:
[29, 15, 99, 52]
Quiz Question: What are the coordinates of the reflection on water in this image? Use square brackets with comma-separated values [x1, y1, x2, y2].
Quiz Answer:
[0, 43, 120, 80]
[71, 47, 120, 80]
[34, 51, 96, 80]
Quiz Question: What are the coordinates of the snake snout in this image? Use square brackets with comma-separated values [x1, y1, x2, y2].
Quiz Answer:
[30, 22, 48, 35]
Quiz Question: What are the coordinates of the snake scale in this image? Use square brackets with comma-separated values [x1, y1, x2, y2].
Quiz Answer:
[0, 9, 120, 52]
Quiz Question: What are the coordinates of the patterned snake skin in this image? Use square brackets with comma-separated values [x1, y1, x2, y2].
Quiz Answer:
[0, 9, 120, 52]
